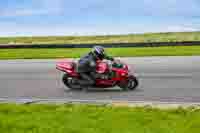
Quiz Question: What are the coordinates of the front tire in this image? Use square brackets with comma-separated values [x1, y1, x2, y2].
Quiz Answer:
[118, 75, 139, 91]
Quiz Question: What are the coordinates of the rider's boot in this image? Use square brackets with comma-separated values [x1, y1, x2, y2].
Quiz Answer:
[78, 80, 91, 91]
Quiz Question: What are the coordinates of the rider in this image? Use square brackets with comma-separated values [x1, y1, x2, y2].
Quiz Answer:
[77, 46, 114, 89]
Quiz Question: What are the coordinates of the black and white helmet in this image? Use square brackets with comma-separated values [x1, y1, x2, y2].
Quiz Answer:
[93, 46, 105, 59]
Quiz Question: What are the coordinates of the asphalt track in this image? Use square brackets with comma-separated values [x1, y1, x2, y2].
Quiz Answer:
[0, 56, 199, 104]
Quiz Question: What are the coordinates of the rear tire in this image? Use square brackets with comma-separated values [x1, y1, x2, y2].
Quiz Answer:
[62, 73, 82, 91]
[118, 75, 139, 91]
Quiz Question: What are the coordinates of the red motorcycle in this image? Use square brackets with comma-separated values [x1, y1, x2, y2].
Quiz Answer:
[56, 59, 139, 91]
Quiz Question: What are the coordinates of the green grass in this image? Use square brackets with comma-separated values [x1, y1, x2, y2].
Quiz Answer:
[0, 46, 199, 59]
[0, 32, 200, 45]
[0, 103, 200, 133]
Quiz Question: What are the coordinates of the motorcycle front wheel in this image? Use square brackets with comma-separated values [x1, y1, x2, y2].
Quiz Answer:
[118, 75, 139, 91]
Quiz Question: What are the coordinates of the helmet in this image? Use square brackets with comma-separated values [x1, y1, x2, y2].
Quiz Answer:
[93, 46, 105, 60]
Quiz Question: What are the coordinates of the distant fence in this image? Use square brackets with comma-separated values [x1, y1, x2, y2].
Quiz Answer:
[0, 41, 200, 49]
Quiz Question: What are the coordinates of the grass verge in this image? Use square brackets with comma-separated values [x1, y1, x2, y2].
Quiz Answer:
[0, 46, 199, 59]
[0, 103, 200, 133]
[0, 32, 200, 44]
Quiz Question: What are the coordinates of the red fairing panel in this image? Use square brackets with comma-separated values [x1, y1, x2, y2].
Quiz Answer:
[96, 62, 109, 73]
[56, 59, 74, 72]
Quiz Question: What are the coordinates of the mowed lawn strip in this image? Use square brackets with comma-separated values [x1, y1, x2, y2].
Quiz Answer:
[0, 103, 200, 133]
[0, 46, 199, 59]
[0, 32, 200, 45]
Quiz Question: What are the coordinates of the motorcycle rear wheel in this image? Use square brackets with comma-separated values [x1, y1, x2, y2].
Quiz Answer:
[62, 73, 82, 91]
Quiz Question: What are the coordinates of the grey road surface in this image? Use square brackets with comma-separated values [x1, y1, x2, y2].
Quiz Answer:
[0, 56, 199, 103]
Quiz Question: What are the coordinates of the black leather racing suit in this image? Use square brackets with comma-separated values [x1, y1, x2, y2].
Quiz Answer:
[77, 52, 114, 87]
